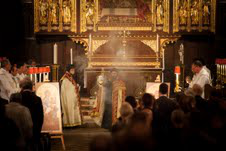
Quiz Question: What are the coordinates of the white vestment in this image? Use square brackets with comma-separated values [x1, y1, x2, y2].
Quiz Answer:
[17, 73, 27, 81]
[0, 68, 16, 101]
[189, 67, 211, 98]
[203, 66, 212, 85]
[60, 74, 82, 127]
[12, 76, 21, 92]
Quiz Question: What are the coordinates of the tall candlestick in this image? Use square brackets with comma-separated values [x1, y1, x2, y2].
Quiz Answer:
[70, 48, 73, 64]
[53, 43, 58, 64]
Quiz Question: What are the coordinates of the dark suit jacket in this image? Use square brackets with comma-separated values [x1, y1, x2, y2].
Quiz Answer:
[0, 97, 8, 106]
[153, 96, 178, 130]
[21, 90, 44, 142]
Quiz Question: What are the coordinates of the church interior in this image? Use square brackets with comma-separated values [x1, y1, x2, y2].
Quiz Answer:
[0, 0, 226, 151]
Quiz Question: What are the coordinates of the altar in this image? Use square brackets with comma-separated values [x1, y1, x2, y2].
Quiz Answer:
[85, 67, 163, 97]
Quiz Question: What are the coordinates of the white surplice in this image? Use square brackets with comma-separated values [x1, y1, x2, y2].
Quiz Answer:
[0, 68, 17, 101]
[189, 67, 211, 98]
[60, 73, 82, 127]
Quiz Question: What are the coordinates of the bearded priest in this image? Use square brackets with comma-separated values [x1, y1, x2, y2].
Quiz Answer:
[60, 64, 82, 127]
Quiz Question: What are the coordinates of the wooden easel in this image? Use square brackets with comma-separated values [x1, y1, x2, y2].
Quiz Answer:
[51, 133, 66, 150]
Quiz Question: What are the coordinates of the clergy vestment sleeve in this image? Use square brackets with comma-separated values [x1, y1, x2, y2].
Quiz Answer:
[195, 75, 210, 88]
[0, 75, 15, 99]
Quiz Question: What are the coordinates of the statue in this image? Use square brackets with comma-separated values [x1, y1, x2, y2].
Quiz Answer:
[85, 2, 95, 25]
[50, 1, 58, 24]
[39, 0, 48, 24]
[157, 2, 164, 24]
[178, 43, 184, 64]
[191, 0, 199, 25]
[62, 0, 71, 24]
[179, 1, 187, 25]
[203, 2, 210, 24]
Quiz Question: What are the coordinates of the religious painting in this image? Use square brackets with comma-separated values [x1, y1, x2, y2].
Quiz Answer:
[34, 0, 76, 32]
[173, 0, 216, 33]
[80, 0, 170, 32]
[35, 82, 62, 134]
[146, 82, 170, 99]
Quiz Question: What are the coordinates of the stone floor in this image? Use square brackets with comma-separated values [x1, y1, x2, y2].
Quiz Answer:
[51, 126, 110, 151]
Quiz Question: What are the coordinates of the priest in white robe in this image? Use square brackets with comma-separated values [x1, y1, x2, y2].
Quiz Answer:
[189, 60, 211, 98]
[60, 64, 82, 127]
[0, 59, 16, 101]
[17, 63, 28, 81]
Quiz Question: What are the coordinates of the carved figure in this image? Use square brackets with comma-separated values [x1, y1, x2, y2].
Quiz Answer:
[85, 2, 95, 25]
[63, 0, 71, 24]
[50, 1, 58, 24]
[203, 2, 210, 24]
[179, 6, 187, 24]
[39, 0, 48, 24]
[191, 1, 199, 24]
[157, 2, 164, 24]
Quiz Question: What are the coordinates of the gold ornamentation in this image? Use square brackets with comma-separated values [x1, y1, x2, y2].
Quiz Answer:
[140, 40, 157, 52]
[157, 1, 164, 25]
[34, 0, 40, 32]
[80, 0, 98, 33]
[191, 0, 199, 25]
[97, 26, 152, 31]
[39, 0, 49, 24]
[71, 0, 76, 32]
[163, 0, 170, 33]
[70, 37, 89, 52]
[173, 0, 179, 32]
[173, 0, 216, 33]
[80, 0, 169, 32]
[210, 0, 216, 33]
[160, 37, 180, 57]
[152, 0, 156, 32]
[34, 0, 76, 33]
[50, 0, 59, 25]
[92, 40, 108, 54]
[59, 0, 63, 32]
[62, 0, 71, 24]
[89, 62, 161, 67]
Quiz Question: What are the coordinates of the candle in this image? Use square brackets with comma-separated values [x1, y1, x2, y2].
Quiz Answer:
[53, 43, 58, 64]
[46, 66, 50, 81]
[28, 67, 34, 81]
[70, 48, 73, 64]
[34, 67, 38, 83]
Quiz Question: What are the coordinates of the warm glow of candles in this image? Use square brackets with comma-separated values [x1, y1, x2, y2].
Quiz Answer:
[53, 43, 58, 64]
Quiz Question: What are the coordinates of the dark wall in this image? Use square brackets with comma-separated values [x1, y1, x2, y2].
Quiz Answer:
[36, 39, 87, 86]
[0, 0, 25, 63]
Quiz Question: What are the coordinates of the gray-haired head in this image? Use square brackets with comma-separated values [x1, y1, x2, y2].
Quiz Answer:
[19, 77, 33, 91]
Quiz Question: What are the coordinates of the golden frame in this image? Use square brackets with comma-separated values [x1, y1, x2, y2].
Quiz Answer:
[34, 0, 77, 32]
[173, 0, 216, 33]
[80, 0, 170, 33]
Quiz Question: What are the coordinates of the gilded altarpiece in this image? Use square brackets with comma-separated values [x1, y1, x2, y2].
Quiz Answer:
[173, 0, 216, 33]
[80, 0, 170, 33]
[34, 0, 76, 32]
